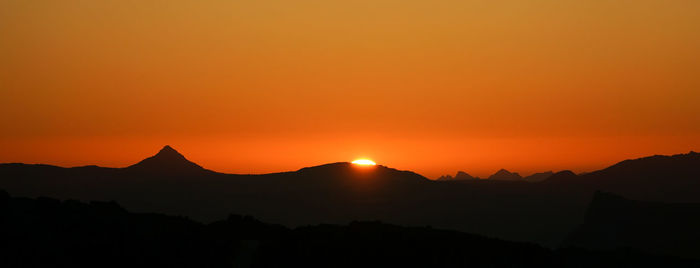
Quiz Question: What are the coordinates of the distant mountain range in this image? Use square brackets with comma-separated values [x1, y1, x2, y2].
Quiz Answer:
[1, 146, 698, 249]
[438, 169, 554, 182]
[436, 171, 477, 181]
[439, 169, 555, 182]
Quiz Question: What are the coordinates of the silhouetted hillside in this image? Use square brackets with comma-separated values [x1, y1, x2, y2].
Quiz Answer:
[562, 192, 700, 259]
[545, 151, 700, 202]
[295, 162, 430, 186]
[586, 152, 700, 202]
[0, 190, 225, 267]
[1, 191, 696, 267]
[1, 147, 699, 248]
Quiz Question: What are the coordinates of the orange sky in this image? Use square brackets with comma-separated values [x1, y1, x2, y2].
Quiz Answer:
[1, 0, 699, 178]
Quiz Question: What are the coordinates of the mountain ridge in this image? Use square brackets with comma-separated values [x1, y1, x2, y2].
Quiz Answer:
[1, 146, 699, 248]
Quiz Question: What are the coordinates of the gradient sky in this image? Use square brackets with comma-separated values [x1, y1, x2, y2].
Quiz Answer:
[1, 0, 699, 178]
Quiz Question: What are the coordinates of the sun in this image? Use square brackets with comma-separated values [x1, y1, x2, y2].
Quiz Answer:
[352, 159, 377, 166]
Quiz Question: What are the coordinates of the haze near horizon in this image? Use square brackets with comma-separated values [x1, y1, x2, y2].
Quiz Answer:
[1, 0, 699, 178]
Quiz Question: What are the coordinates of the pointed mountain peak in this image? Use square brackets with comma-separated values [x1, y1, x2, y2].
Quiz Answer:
[159, 145, 178, 154]
[146, 145, 191, 164]
[154, 145, 184, 159]
[126, 145, 207, 174]
[492, 169, 515, 176]
[488, 169, 522, 181]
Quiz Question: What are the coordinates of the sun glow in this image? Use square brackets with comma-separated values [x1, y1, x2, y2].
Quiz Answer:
[352, 159, 376, 166]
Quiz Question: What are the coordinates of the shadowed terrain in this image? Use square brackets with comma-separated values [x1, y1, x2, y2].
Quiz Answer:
[0, 146, 698, 248]
[563, 192, 700, 259]
[1, 190, 697, 268]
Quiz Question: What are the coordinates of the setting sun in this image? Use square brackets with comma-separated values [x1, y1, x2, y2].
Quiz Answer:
[352, 159, 377, 166]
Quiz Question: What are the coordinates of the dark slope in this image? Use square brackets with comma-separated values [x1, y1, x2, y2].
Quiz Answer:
[542, 170, 579, 183]
[524, 171, 554, 182]
[0, 190, 226, 267]
[581, 152, 700, 202]
[0, 148, 434, 229]
[562, 192, 700, 259]
[1, 191, 696, 268]
[544, 151, 700, 202]
[1, 148, 699, 248]
[455, 171, 477, 180]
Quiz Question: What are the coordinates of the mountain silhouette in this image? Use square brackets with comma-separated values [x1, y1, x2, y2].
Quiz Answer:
[125, 145, 209, 175]
[544, 151, 700, 202]
[1, 146, 699, 248]
[562, 191, 700, 259]
[487, 169, 522, 181]
[437, 171, 477, 181]
[296, 162, 428, 184]
[523, 171, 553, 182]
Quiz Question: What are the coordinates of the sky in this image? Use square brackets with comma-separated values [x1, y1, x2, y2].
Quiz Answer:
[1, 0, 699, 178]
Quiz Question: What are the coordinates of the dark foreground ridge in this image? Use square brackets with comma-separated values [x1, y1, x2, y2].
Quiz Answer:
[563, 191, 700, 259]
[1, 190, 696, 268]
